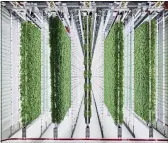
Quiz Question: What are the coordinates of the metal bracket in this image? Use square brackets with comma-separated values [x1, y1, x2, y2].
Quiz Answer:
[86, 125, 90, 138]
[149, 125, 153, 138]
[22, 126, 26, 138]
[118, 125, 122, 138]
[53, 126, 58, 138]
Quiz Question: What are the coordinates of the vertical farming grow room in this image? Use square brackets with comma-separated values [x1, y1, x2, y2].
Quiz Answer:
[1, 1, 168, 143]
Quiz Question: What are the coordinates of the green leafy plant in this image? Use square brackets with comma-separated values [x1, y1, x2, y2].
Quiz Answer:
[88, 71, 92, 80]
[134, 20, 156, 123]
[83, 15, 93, 122]
[84, 70, 87, 79]
[20, 22, 41, 127]
[151, 20, 156, 122]
[49, 16, 71, 124]
[104, 22, 124, 125]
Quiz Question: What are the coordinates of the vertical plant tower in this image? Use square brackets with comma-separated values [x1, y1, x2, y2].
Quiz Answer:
[49, 16, 71, 137]
[104, 21, 124, 135]
[83, 12, 92, 126]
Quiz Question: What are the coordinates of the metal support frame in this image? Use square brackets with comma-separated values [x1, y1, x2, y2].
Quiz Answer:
[53, 124, 58, 138]
[85, 125, 90, 138]
[148, 12, 153, 138]
[123, 13, 135, 138]
[154, 12, 168, 138]
[162, 12, 166, 128]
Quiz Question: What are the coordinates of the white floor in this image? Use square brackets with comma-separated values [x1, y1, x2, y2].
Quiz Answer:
[41, 109, 72, 138]
[8, 102, 166, 140]
[71, 98, 85, 138]
[7, 94, 166, 141]
[11, 112, 51, 138]
[3, 140, 168, 143]
[102, 105, 133, 138]
[88, 95, 102, 138]
[134, 114, 166, 139]
[72, 94, 102, 138]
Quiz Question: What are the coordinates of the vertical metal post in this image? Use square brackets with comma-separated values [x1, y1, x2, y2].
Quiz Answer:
[162, 12, 165, 129]
[86, 125, 90, 138]
[102, 11, 105, 133]
[131, 15, 135, 134]
[70, 14, 73, 132]
[124, 21, 128, 123]
[129, 15, 132, 128]
[53, 123, 58, 138]
[41, 16, 44, 136]
[118, 125, 122, 138]
[10, 12, 13, 135]
[127, 21, 130, 124]
[22, 126, 26, 138]
[17, 18, 21, 128]
[155, 18, 158, 128]
[149, 12, 153, 138]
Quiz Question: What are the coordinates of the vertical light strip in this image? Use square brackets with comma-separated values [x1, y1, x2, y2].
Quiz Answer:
[18, 19, 21, 125]
[45, 22, 47, 114]
[124, 24, 126, 122]
[128, 21, 130, 124]
[70, 16, 74, 129]
[45, 21, 47, 122]
[131, 16, 135, 131]
[126, 23, 128, 123]
[101, 20, 104, 128]
[47, 22, 51, 118]
[130, 18, 132, 126]
[41, 17, 43, 134]
[149, 14, 152, 124]
[11, 14, 13, 129]
[156, 19, 158, 122]
[127, 23, 129, 122]
[163, 13, 165, 126]
[126, 23, 129, 122]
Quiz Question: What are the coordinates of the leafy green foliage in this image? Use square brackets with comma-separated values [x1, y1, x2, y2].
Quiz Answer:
[134, 20, 156, 123]
[151, 20, 156, 122]
[83, 15, 92, 122]
[20, 22, 41, 126]
[83, 15, 87, 120]
[104, 22, 124, 124]
[88, 15, 92, 119]
[118, 22, 124, 124]
[49, 16, 71, 123]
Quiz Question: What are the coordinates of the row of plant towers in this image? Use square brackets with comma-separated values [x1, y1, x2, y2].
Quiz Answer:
[83, 13, 92, 132]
